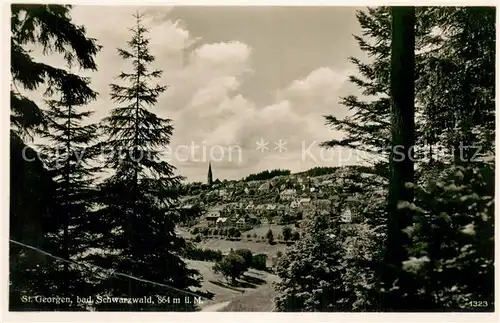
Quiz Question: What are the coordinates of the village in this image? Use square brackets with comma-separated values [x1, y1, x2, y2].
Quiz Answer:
[177, 163, 357, 239]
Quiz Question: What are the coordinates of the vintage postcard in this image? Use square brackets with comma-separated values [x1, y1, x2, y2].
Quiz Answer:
[4, 0, 497, 321]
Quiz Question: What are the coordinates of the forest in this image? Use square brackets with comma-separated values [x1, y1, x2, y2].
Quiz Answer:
[9, 5, 495, 312]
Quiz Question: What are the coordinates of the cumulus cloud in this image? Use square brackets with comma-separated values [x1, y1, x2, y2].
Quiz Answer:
[27, 6, 355, 182]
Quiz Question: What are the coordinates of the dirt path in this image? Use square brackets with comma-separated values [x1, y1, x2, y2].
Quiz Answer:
[200, 301, 231, 312]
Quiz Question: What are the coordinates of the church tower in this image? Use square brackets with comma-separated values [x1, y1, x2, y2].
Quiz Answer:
[207, 162, 213, 186]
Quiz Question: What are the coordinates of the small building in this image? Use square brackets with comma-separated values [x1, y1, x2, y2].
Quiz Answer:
[280, 189, 297, 201]
[276, 204, 287, 215]
[206, 211, 220, 226]
[235, 217, 247, 229]
[298, 198, 311, 207]
[266, 204, 277, 211]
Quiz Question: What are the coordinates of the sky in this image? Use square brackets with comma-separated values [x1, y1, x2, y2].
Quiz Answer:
[29, 5, 369, 182]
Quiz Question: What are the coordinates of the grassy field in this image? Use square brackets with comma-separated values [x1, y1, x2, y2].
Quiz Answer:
[186, 259, 279, 311]
[197, 238, 288, 258]
[242, 224, 290, 238]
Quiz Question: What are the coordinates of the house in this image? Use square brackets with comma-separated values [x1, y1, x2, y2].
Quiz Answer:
[260, 217, 269, 225]
[244, 187, 250, 194]
[256, 204, 265, 210]
[235, 217, 247, 229]
[276, 204, 287, 215]
[341, 208, 352, 223]
[298, 198, 311, 207]
[219, 189, 228, 197]
[245, 204, 254, 210]
[205, 211, 221, 225]
[280, 189, 297, 201]
[320, 180, 333, 186]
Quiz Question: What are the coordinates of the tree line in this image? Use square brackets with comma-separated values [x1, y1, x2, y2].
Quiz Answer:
[10, 6, 199, 311]
[274, 6, 494, 311]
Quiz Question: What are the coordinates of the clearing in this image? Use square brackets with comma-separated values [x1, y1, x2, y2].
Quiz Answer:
[186, 259, 279, 311]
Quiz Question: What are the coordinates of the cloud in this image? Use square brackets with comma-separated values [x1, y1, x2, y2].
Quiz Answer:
[26, 6, 354, 182]
[192, 41, 252, 67]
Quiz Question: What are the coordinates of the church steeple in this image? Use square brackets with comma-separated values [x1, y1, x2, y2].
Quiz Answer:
[207, 162, 213, 186]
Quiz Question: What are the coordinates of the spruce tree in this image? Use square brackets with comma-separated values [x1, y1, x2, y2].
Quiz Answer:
[417, 7, 496, 163]
[35, 72, 99, 309]
[9, 4, 100, 310]
[94, 13, 200, 311]
[382, 6, 416, 311]
[321, 7, 439, 176]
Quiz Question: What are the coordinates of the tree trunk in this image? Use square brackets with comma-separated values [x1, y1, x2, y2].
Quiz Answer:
[383, 6, 415, 311]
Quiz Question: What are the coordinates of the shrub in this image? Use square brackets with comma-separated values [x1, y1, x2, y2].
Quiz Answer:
[200, 227, 210, 236]
[227, 227, 237, 237]
[291, 230, 300, 241]
[235, 249, 253, 270]
[193, 234, 202, 243]
[251, 253, 268, 271]
[184, 244, 223, 262]
[191, 227, 199, 235]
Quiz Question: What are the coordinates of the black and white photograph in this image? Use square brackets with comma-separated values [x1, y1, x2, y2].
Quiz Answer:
[6, 1, 496, 315]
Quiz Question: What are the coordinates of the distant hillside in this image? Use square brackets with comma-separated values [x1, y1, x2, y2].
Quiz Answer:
[243, 169, 291, 182]
[296, 166, 339, 177]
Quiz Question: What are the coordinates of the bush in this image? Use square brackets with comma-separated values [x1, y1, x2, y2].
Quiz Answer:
[235, 249, 253, 270]
[227, 227, 237, 237]
[193, 234, 202, 243]
[191, 227, 199, 235]
[184, 245, 223, 262]
[251, 253, 268, 271]
[200, 227, 210, 236]
[291, 230, 300, 241]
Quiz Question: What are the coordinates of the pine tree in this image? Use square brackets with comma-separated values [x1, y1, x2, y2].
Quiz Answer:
[11, 4, 99, 139]
[417, 7, 495, 163]
[321, 7, 440, 176]
[9, 4, 100, 310]
[93, 13, 200, 311]
[382, 6, 416, 311]
[34, 71, 99, 309]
